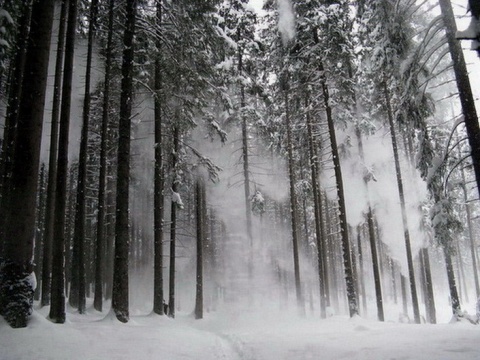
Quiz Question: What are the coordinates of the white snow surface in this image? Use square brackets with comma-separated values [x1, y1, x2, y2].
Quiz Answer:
[1, 301, 480, 360]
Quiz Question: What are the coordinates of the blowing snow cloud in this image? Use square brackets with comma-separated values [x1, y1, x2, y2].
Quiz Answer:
[277, 0, 296, 44]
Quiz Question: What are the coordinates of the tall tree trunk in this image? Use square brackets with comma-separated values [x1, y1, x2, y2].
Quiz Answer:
[420, 248, 436, 323]
[438, 0, 480, 199]
[0, 0, 31, 209]
[238, 44, 254, 280]
[0, 0, 55, 328]
[284, 75, 305, 316]
[320, 62, 358, 317]
[49, 0, 78, 324]
[112, 0, 137, 323]
[34, 163, 47, 301]
[305, 94, 327, 318]
[94, 0, 114, 313]
[195, 178, 205, 320]
[65, 166, 77, 296]
[355, 126, 384, 321]
[444, 247, 462, 317]
[383, 80, 420, 324]
[70, 0, 98, 314]
[356, 227, 367, 316]
[41, 0, 68, 308]
[458, 141, 480, 298]
[153, 0, 165, 316]
[168, 125, 180, 318]
[455, 238, 468, 303]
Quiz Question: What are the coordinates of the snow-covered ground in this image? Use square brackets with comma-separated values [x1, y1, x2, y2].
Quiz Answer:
[1, 300, 480, 360]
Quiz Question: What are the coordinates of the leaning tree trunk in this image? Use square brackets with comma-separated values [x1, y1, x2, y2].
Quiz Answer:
[94, 0, 114, 313]
[49, 0, 78, 324]
[383, 80, 421, 324]
[0, 0, 55, 328]
[112, 0, 137, 323]
[457, 137, 480, 298]
[153, 0, 165, 316]
[70, 0, 98, 314]
[320, 61, 358, 318]
[283, 73, 305, 316]
[438, 0, 480, 199]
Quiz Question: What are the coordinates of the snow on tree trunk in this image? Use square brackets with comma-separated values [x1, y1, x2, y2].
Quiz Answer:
[112, 0, 137, 324]
[1, 0, 55, 328]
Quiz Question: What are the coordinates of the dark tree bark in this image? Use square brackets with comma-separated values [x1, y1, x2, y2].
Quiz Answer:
[34, 163, 47, 301]
[94, 0, 114, 313]
[195, 178, 205, 320]
[238, 43, 254, 280]
[439, 0, 480, 198]
[153, 0, 165, 316]
[40, 0, 68, 308]
[320, 62, 358, 318]
[168, 125, 180, 319]
[283, 74, 305, 316]
[461, 176, 480, 298]
[112, 0, 137, 323]
[0, 0, 55, 328]
[49, 0, 78, 324]
[70, 0, 98, 314]
[305, 94, 327, 318]
[355, 126, 384, 321]
[384, 80, 420, 324]
[444, 247, 462, 317]
[0, 0, 31, 211]
[356, 227, 367, 316]
[420, 248, 436, 323]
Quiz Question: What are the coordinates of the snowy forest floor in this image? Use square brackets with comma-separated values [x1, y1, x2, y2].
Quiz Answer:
[1, 298, 480, 360]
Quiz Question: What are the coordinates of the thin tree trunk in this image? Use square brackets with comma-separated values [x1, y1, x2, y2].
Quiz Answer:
[421, 248, 436, 323]
[320, 61, 358, 317]
[238, 44, 254, 280]
[94, 0, 114, 313]
[305, 94, 326, 318]
[49, 0, 78, 324]
[195, 178, 204, 320]
[355, 126, 384, 321]
[40, 0, 68, 308]
[384, 80, 420, 324]
[168, 126, 180, 318]
[65, 166, 76, 296]
[284, 75, 305, 316]
[401, 274, 408, 316]
[70, 0, 98, 314]
[153, 0, 165, 316]
[356, 227, 367, 316]
[34, 164, 47, 301]
[112, 0, 137, 323]
[455, 238, 468, 303]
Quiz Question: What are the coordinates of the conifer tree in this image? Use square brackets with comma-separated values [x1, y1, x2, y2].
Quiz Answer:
[112, 0, 137, 323]
[0, 0, 56, 328]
